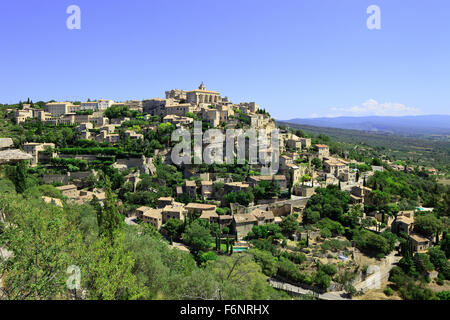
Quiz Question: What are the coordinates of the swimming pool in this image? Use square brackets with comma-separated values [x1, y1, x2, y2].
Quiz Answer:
[233, 247, 248, 252]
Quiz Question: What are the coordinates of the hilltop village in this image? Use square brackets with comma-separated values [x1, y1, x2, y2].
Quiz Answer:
[0, 84, 449, 300]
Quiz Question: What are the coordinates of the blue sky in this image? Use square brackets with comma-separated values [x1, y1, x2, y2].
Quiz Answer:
[0, 0, 449, 119]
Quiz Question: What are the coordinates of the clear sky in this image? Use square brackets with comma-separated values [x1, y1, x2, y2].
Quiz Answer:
[1, 0, 449, 119]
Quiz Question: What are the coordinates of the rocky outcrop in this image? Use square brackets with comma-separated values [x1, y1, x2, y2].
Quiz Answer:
[0, 138, 14, 149]
[0, 138, 32, 164]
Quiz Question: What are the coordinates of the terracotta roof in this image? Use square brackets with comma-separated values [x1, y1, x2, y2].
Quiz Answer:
[0, 138, 14, 149]
[163, 205, 185, 213]
[251, 209, 274, 220]
[263, 211, 275, 220]
[397, 215, 414, 225]
[0, 149, 33, 164]
[249, 175, 286, 181]
[158, 197, 174, 202]
[225, 182, 249, 188]
[199, 210, 219, 220]
[143, 208, 163, 219]
[324, 157, 349, 166]
[56, 184, 77, 191]
[409, 233, 431, 243]
[185, 203, 217, 210]
[185, 180, 197, 187]
[233, 214, 257, 224]
[250, 209, 266, 218]
[136, 206, 152, 212]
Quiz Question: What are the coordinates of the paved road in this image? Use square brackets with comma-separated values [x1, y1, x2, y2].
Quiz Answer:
[170, 241, 190, 252]
[268, 279, 350, 300]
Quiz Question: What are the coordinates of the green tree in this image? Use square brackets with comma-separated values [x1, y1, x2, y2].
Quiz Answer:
[84, 231, 145, 300]
[249, 249, 278, 277]
[311, 158, 322, 170]
[182, 220, 213, 255]
[279, 215, 299, 235]
[414, 214, 444, 238]
[163, 218, 184, 241]
[96, 176, 123, 240]
[8, 161, 28, 193]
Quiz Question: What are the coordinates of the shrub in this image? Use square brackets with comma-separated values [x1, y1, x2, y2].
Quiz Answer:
[320, 228, 332, 239]
[384, 287, 395, 296]
[320, 264, 337, 276]
[436, 291, 450, 300]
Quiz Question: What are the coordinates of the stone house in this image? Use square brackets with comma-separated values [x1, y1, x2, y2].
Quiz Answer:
[199, 210, 219, 224]
[224, 182, 250, 193]
[323, 157, 349, 177]
[23, 142, 55, 165]
[250, 209, 275, 225]
[184, 180, 197, 199]
[56, 184, 78, 199]
[143, 208, 163, 230]
[315, 144, 330, 159]
[299, 138, 311, 149]
[201, 181, 214, 199]
[248, 175, 287, 190]
[218, 215, 233, 229]
[162, 204, 186, 224]
[391, 211, 414, 235]
[185, 203, 217, 219]
[409, 233, 432, 252]
[350, 186, 372, 204]
[293, 185, 315, 197]
[136, 206, 152, 220]
[157, 197, 175, 209]
[232, 214, 258, 240]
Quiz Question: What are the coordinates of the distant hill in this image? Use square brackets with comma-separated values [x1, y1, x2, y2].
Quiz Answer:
[281, 115, 450, 137]
[276, 121, 450, 171]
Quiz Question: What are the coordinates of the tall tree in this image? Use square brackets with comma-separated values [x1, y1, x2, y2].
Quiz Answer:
[96, 176, 122, 240]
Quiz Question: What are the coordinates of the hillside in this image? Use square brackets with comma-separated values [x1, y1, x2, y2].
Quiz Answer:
[277, 121, 450, 172]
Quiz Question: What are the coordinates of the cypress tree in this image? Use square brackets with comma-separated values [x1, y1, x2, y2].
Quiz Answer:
[97, 175, 122, 240]
[11, 161, 28, 193]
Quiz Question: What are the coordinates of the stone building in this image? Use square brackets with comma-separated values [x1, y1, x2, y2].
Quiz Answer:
[44, 102, 80, 118]
[56, 184, 79, 199]
[299, 138, 311, 149]
[0, 138, 32, 164]
[185, 203, 217, 219]
[165, 89, 187, 101]
[199, 210, 219, 224]
[409, 233, 432, 252]
[143, 208, 163, 230]
[186, 82, 221, 105]
[162, 204, 186, 224]
[23, 142, 55, 165]
[323, 157, 349, 177]
[232, 214, 258, 240]
[248, 175, 287, 190]
[391, 211, 414, 235]
[315, 144, 330, 159]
